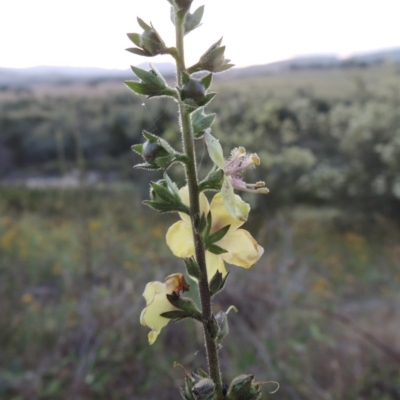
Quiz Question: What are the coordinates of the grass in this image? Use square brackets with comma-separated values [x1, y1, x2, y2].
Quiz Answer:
[0, 185, 400, 399]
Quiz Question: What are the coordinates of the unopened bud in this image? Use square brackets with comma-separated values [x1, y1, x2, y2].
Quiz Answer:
[192, 378, 215, 400]
[227, 374, 262, 400]
[181, 79, 206, 101]
[140, 29, 165, 56]
[142, 140, 168, 163]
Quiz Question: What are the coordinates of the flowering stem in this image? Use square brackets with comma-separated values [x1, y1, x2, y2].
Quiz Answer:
[175, 12, 224, 400]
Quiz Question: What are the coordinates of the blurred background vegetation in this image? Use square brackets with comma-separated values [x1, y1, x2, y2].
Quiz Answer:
[1, 62, 400, 399]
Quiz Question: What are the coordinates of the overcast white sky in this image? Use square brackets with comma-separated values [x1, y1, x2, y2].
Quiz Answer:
[1, 0, 399, 70]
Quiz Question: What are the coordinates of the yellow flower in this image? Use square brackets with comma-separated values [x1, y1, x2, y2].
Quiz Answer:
[140, 273, 188, 345]
[166, 187, 264, 280]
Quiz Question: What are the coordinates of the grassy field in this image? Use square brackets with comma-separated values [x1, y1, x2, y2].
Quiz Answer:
[1, 185, 399, 399]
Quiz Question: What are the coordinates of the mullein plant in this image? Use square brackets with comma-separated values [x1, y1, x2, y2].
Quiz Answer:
[126, 1, 276, 398]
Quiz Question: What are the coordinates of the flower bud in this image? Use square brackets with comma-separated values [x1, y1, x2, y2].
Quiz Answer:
[227, 374, 262, 400]
[181, 78, 206, 102]
[142, 140, 168, 164]
[192, 378, 215, 400]
[140, 29, 165, 56]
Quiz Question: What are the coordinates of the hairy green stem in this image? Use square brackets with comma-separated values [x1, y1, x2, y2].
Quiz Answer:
[175, 11, 224, 400]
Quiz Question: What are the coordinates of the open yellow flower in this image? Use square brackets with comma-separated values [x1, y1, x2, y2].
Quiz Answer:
[166, 187, 264, 281]
[140, 273, 188, 345]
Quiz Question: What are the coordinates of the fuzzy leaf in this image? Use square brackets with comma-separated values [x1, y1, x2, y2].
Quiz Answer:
[126, 47, 148, 56]
[137, 17, 151, 30]
[127, 33, 141, 47]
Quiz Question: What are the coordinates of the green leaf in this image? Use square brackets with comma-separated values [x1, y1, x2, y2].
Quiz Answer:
[207, 224, 230, 244]
[207, 244, 227, 255]
[184, 257, 202, 280]
[137, 17, 151, 31]
[127, 33, 141, 47]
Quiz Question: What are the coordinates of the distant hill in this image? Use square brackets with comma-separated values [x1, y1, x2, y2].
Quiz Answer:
[1, 47, 399, 88]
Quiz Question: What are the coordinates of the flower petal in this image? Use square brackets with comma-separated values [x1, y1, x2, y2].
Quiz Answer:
[206, 251, 227, 282]
[142, 281, 165, 305]
[178, 186, 209, 224]
[210, 192, 250, 232]
[218, 229, 263, 268]
[166, 220, 195, 257]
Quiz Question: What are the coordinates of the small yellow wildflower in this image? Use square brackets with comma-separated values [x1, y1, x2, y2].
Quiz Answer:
[166, 187, 264, 281]
[140, 273, 189, 345]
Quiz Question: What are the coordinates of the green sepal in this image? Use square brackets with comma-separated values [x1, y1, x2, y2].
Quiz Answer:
[198, 167, 224, 191]
[184, 5, 204, 35]
[192, 378, 216, 400]
[184, 257, 202, 280]
[131, 143, 143, 155]
[227, 374, 263, 400]
[182, 71, 191, 85]
[209, 271, 229, 297]
[207, 244, 228, 255]
[190, 108, 216, 139]
[160, 310, 191, 321]
[151, 181, 180, 203]
[131, 65, 166, 87]
[126, 47, 149, 57]
[137, 17, 151, 31]
[133, 162, 161, 171]
[204, 211, 212, 241]
[127, 32, 141, 47]
[142, 130, 159, 142]
[125, 81, 149, 96]
[143, 199, 188, 214]
[155, 154, 179, 168]
[205, 315, 219, 340]
[164, 173, 180, 196]
[126, 65, 177, 99]
[193, 212, 207, 234]
[207, 224, 230, 245]
[145, 180, 190, 214]
[215, 310, 229, 344]
[136, 130, 181, 170]
[183, 93, 216, 112]
[166, 295, 202, 321]
[201, 73, 212, 90]
[187, 37, 234, 74]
